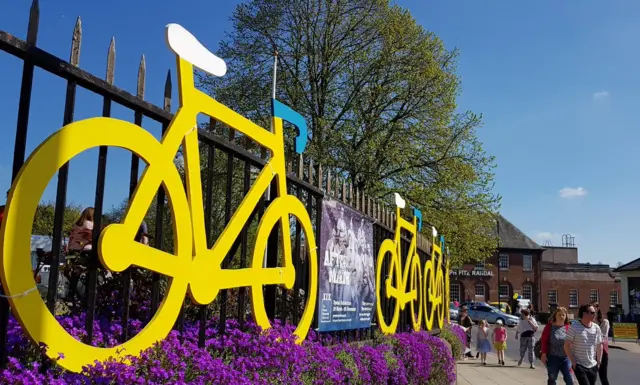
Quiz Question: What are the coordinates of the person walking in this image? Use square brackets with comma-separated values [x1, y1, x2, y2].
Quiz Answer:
[476, 319, 492, 365]
[459, 306, 474, 358]
[592, 302, 610, 385]
[564, 304, 603, 385]
[516, 308, 539, 368]
[541, 307, 574, 385]
[492, 319, 507, 365]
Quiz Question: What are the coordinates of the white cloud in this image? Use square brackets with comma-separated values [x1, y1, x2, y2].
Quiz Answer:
[559, 187, 587, 199]
[592, 90, 610, 101]
[535, 232, 557, 241]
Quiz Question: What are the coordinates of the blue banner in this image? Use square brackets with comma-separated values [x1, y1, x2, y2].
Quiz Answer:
[318, 199, 376, 332]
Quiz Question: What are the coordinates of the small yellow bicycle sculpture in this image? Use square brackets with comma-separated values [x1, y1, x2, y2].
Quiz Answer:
[0, 24, 318, 372]
[375, 193, 447, 334]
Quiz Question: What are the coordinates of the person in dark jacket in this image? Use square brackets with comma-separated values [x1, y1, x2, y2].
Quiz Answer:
[459, 306, 474, 358]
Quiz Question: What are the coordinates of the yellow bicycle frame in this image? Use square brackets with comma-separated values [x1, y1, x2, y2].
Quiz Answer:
[100, 56, 297, 305]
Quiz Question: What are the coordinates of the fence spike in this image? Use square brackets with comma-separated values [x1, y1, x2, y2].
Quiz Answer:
[105, 37, 115, 85]
[298, 154, 304, 179]
[317, 164, 323, 190]
[371, 198, 376, 218]
[163, 70, 172, 112]
[137, 55, 146, 98]
[342, 180, 347, 203]
[308, 159, 314, 185]
[26, 0, 40, 45]
[326, 169, 331, 195]
[69, 17, 82, 66]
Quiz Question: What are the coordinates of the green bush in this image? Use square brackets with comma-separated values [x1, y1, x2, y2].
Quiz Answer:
[440, 326, 464, 360]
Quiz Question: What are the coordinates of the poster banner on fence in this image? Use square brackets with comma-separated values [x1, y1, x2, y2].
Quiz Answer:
[318, 198, 376, 332]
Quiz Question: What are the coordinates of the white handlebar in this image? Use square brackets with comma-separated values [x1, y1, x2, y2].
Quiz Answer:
[165, 23, 227, 77]
[394, 193, 406, 209]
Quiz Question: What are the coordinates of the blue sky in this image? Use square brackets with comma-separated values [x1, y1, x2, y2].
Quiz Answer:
[1, 0, 638, 265]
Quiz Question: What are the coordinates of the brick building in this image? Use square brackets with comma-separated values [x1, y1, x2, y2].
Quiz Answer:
[449, 215, 621, 317]
[449, 215, 544, 310]
[541, 246, 621, 317]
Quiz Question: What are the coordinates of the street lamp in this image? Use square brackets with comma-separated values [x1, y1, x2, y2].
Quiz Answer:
[496, 217, 501, 311]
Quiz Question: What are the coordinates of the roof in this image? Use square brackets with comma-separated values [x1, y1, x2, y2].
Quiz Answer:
[494, 214, 543, 250]
[542, 262, 613, 273]
[614, 257, 640, 272]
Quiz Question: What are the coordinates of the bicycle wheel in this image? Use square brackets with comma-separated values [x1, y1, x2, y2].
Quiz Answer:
[249, 195, 318, 343]
[408, 254, 423, 331]
[0, 117, 190, 373]
[433, 263, 445, 329]
[375, 239, 401, 334]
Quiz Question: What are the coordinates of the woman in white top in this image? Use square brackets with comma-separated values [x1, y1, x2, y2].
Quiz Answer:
[516, 308, 539, 368]
[593, 302, 610, 385]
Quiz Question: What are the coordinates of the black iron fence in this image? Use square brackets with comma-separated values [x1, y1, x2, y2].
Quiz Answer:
[0, 1, 445, 366]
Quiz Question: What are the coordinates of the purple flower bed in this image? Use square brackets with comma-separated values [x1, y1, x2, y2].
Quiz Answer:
[0, 314, 457, 384]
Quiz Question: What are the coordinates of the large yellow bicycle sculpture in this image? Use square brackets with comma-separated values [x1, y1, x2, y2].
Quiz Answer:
[0, 24, 318, 372]
[375, 193, 448, 334]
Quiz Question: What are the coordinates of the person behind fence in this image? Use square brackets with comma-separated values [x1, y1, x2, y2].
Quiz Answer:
[475, 319, 492, 365]
[564, 304, 603, 385]
[492, 319, 507, 366]
[541, 306, 574, 385]
[135, 220, 149, 245]
[68, 207, 95, 252]
[516, 308, 539, 368]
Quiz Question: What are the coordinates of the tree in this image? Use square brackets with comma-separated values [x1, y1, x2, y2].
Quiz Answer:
[199, 0, 499, 263]
[32, 201, 83, 237]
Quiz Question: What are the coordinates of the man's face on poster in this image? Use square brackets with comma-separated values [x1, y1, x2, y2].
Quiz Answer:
[336, 217, 347, 246]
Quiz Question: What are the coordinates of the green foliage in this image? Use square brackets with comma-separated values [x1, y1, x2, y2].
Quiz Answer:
[335, 349, 360, 384]
[32, 201, 83, 236]
[200, 0, 500, 263]
[439, 327, 463, 360]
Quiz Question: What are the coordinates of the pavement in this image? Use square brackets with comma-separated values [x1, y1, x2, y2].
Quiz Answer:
[456, 325, 639, 384]
[608, 339, 640, 354]
[457, 354, 549, 385]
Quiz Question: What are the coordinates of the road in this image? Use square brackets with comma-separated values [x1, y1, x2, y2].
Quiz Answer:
[467, 325, 636, 384]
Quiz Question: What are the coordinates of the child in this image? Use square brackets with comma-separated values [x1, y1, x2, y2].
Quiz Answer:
[475, 319, 492, 365]
[492, 319, 507, 366]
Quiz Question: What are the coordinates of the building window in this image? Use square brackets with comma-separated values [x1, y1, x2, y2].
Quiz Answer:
[548, 289, 558, 305]
[590, 289, 599, 304]
[610, 290, 618, 307]
[499, 254, 509, 270]
[450, 283, 461, 303]
[475, 284, 485, 298]
[499, 284, 510, 298]
[522, 284, 533, 300]
[569, 289, 579, 308]
[475, 260, 486, 270]
[523, 255, 533, 271]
